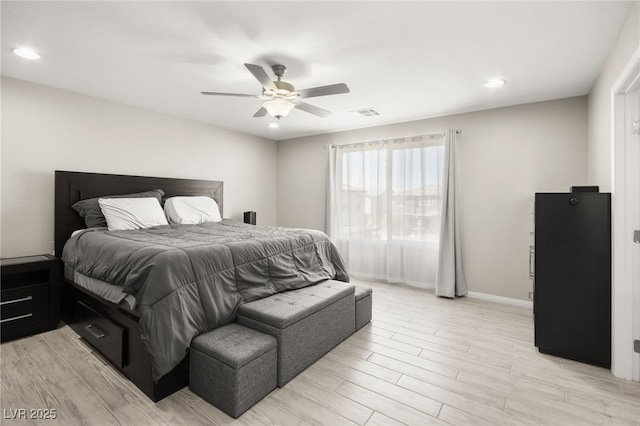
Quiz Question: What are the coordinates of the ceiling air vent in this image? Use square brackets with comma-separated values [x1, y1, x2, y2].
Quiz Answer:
[351, 107, 381, 117]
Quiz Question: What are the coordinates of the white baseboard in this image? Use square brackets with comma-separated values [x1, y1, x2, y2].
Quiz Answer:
[467, 291, 533, 309]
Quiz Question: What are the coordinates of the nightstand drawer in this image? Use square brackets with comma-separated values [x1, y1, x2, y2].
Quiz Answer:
[1, 283, 48, 329]
[74, 300, 125, 368]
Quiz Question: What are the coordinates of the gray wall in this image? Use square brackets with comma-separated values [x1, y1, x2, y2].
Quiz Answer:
[587, 2, 639, 190]
[277, 97, 589, 301]
[1, 77, 278, 257]
[0, 75, 591, 302]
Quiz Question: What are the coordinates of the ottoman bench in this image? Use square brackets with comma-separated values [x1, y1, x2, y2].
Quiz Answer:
[237, 280, 355, 386]
[355, 285, 373, 330]
[189, 323, 277, 418]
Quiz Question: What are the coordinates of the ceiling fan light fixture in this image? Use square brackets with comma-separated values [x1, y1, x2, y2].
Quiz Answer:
[263, 99, 295, 119]
[201, 63, 348, 119]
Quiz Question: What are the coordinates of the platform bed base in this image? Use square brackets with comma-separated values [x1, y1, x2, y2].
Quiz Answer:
[61, 279, 188, 402]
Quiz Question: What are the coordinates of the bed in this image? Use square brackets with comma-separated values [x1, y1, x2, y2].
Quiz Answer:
[55, 171, 348, 402]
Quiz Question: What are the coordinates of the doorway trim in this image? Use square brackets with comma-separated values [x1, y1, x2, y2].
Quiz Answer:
[611, 46, 640, 381]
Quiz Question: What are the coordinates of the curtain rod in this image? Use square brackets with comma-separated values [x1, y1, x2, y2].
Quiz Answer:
[325, 129, 462, 149]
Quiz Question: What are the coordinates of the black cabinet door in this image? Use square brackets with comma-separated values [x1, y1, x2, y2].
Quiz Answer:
[534, 193, 611, 367]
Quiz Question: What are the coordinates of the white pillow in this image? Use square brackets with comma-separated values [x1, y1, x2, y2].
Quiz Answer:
[164, 196, 222, 224]
[98, 197, 168, 231]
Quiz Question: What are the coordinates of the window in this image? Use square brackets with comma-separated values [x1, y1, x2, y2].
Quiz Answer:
[327, 135, 445, 286]
[338, 142, 444, 243]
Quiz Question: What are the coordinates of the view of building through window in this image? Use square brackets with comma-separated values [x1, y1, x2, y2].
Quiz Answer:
[339, 143, 444, 243]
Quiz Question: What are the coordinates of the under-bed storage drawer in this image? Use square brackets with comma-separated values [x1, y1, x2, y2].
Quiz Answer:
[74, 300, 125, 368]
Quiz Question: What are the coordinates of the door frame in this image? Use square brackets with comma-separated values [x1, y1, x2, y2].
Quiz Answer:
[611, 46, 640, 381]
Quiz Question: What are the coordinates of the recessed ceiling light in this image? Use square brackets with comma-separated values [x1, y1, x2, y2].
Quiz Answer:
[485, 79, 505, 88]
[268, 123, 279, 129]
[12, 47, 40, 60]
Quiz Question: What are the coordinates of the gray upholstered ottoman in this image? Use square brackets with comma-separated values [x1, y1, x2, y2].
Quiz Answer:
[237, 280, 355, 386]
[189, 323, 277, 418]
[355, 285, 373, 330]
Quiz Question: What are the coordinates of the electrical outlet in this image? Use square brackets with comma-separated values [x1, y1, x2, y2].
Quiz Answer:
[528, 292, 534, 300]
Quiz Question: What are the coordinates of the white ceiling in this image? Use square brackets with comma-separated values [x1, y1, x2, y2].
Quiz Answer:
[1, 1, 634, 141]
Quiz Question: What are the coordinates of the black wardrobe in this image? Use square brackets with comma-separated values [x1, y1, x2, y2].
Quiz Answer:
[534, 191, 611, 368]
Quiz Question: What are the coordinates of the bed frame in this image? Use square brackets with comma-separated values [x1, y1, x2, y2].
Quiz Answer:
[54, 170, 224, 402]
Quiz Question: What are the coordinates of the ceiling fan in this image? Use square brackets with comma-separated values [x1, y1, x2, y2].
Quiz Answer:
[201, 63, 350, 120]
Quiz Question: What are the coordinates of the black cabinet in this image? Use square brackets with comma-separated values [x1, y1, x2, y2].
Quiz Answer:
[534, 192, 611, 367]
[1, 254, 60, 342]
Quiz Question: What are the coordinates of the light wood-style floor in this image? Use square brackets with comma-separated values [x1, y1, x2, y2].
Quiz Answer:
[2, 279, 639, 425]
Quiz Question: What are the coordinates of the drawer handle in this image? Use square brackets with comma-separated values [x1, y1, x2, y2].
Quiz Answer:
[0, 313, 33, 323]
[84, 324, 106, 339]
[0, 296, 33, 306]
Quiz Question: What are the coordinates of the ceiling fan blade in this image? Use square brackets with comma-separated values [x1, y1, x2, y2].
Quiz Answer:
[244, 63, 277, 91]
[253, 107, 267, 117]
[297, 83, 350, 99]
[201, 92, 258, 97]
[295, 101, 332, 117]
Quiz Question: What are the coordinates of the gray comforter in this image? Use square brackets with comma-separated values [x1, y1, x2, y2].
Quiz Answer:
[62, 220, 349, 380]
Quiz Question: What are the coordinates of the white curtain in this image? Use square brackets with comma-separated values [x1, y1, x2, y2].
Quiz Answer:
[435, 129, 467, 297]
[326, 134, 445, 288]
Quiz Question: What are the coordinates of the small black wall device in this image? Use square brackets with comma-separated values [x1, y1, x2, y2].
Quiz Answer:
[570, 186, 599, 193]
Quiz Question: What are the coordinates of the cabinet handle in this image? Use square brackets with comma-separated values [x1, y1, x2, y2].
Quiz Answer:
[0, 296, 33, 306]
[84, 324, 106, 339]
[0, 313, 33, 323]
[529, 245, 535, 279]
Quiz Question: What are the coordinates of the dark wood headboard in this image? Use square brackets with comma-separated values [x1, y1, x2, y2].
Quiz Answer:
[54, 171, 223, 257]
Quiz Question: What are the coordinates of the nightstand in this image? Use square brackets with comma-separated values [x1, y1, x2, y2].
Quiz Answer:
[1, 254, 60, 342]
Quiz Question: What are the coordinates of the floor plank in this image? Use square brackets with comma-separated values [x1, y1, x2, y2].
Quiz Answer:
[334, 381, 444, 425]
[285, 376, 373, 425]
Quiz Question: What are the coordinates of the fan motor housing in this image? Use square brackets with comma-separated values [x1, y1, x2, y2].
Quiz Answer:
[263, 80, 297, 98]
